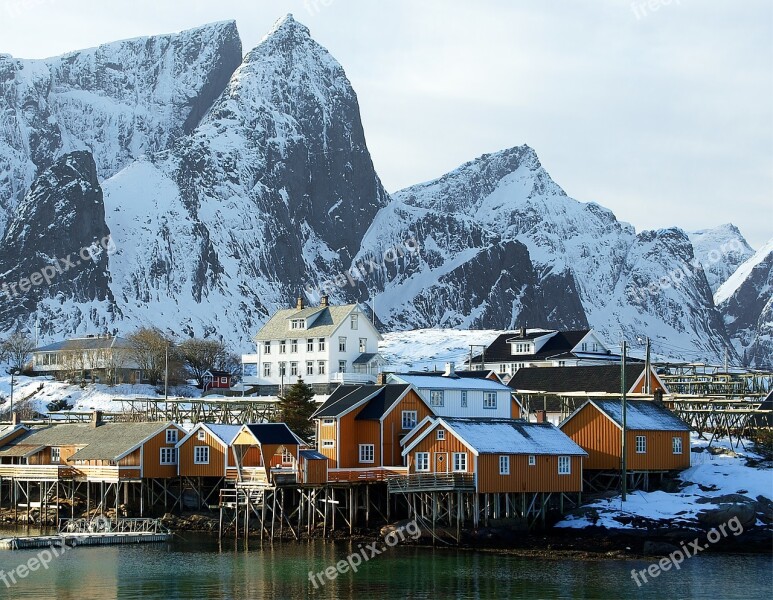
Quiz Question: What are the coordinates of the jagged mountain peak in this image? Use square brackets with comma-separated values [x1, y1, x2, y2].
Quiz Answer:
[263, 13, 309, 40]
[688, 224, 754, 294]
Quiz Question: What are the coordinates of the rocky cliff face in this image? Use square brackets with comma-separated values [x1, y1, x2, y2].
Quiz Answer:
[688, 224, 754, 294]
[0, 151, 114, 335]
[0, 21, 242, 233]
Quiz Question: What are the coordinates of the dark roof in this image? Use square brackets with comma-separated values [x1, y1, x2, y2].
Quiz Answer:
[245, 423, 302, 445]
[300, 449, 327, 460]
[204, 370, 231, 378]
[405, 369, 497, 380]
[469, 330, 592, 364]
[508, 364, 647, 394]
[575, 400, 691, 431]
[353, 353, 379, 365]
[312, 385, 378, 418]
[34, 336, 132, 353]
[355, 385, 411, 420]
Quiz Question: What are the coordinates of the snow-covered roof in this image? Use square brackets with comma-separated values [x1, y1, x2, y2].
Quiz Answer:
[563, 400, 691, 432]
[405, 418, 587, 456]
[205, 424, 242, 445]
[391, 374, 510, 391]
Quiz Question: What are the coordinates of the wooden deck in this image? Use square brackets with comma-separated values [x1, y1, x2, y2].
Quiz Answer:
[386, 473, 475, 493]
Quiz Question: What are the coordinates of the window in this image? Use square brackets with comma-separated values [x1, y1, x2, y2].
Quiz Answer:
[436, 429, 445, 441]
[484, 392, 497, 409]
[558, 455, 571, 475]
[197, 430, 206, 441]
[673, 437, 683, 455]
[322, 418, 334, 426]
[359, 338, 367, 353]
[318, 338, 326, 351]
[415, 452, 430, 472]
[279, 362, 287, 377]
[512, 342, 533, 354]
[160, 448, 178, 465]
[263, 341, 271, 354]
[339, 337, 347, 352]
[430, 390, 444, 407]
[307, 339, 314, 352]
[279, 340, 286, 353]
[290, 319, 306, 330]
[401, 410, 417, 430]
[528, 455, 536, 466]
[461, 391, 468, 408]
[263, 362, 271, 377]
[359, 444, 374, 463]
[306, 361, 314, 376]
[338, 360, 347, 373]
[350, 314, 359, 330]
[51, 447, 60, 463]
[592, 342, 599, 352]
[165, 429, 178, 444]
[453, 452, 467, 472]
[220, 377, 228, 384]
[321, 440, 335, 448]
[290, 362, 298, 376]
[558, 360, 566, 367]
[499, 456, 510, 475]
[636, 435, 647, 454]
[194, 446, 209, 464]
[290, 339, 298, 353]
[281, 448, 293, 464]
[318, 361, 326, 375]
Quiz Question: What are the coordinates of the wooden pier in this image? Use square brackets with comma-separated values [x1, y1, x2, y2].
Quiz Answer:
[0, 517, 172, 549]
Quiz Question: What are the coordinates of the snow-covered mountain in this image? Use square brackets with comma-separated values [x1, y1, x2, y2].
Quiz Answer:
[0, 21, 242, 234]
[688, 224, 754, 294]
[715, 239, 773, 368]
[0, 15, 763, 366]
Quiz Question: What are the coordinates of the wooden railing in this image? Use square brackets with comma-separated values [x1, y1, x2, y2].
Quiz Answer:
[0, 465, 77, 480]
[327, 467, 408, 483]
[75, 465, 122, 481]
[386, 473, 475, 493]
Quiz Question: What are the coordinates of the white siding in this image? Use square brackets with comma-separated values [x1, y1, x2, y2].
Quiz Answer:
[413, 388, 512, 418]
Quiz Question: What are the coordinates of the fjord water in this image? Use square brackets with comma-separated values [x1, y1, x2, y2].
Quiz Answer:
[0, 533, 769, 599]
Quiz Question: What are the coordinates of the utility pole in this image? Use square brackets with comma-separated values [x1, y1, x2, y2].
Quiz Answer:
[164, 343, 169, 402]
[10, 369, 18, 417]
[621, 341, 627, 502]
[644, 337, 651, 395]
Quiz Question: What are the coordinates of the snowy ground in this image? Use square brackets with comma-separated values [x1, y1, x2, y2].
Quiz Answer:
[556, 433, 773, 530]
[379, 328, 503, 372]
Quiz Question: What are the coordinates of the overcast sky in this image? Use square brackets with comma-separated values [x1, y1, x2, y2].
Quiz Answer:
[1, 0, 771, 247]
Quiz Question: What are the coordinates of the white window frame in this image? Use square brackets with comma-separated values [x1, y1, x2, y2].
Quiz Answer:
[350, 314, 358, 330]
[359, 338, 367, 353]
[415, 452, 430, 472]
[558, 455, 571, 475]
[318, 361, 326, 375]
[430, 390, 444, 407]
[401, 410, 417, 430]
[636, 435, 647, 454]
[452, 452, 467, 472]
[307, 339, 314, 352]
[436, 429, 445, 441]
[263, 362, 271, 377]
[338, 360, 346, 373]
[339, 337, 347, 352]
[672, 436, 683, 455]
[460, 390, 468, 408]
[528, 455, 536, 466]
[321, 440, 335, 448]
[279, 340, 286, 354]
[359, 444, 374, 464]
[306, 361, 314, 376]
[160, 448, 178, 465]
[322, 418, 334, 426]
[263, 341, 271, 354]
[318, 338, 326, 351]
[281, 448, 293, 464]
[220, 376, 228, 384]
[51, 447, 61, 463]
[290, 362, 299, 376]
[165, 429, 178, 444]
[499, 455, 510, 475]
[483, 392, 497, 409]
[290, 339, 298, 353]
[193, 446, 210, 465]
[197, 430, 206, 441]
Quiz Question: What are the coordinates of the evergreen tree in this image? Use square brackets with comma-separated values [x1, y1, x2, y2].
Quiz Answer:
[276, 377, 316, 440]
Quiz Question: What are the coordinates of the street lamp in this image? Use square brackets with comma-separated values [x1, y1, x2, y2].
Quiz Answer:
[10, 369, 20, 417]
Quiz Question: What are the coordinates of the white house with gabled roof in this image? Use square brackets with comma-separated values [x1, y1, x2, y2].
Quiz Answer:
[241, 295, 384, 393]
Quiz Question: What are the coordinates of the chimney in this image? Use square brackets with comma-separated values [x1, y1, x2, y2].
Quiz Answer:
[320, 294, 329, 307]
[296, 296, 304, 310]
[11, 412, 19, 427]
[519, 326, 526, 338]
[653, 388, 664, 405]
[91, 410, 103, 428]
[376, 372, 390, 385]
[443, 362, 455, 377]
[535, 409, 546, 423]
